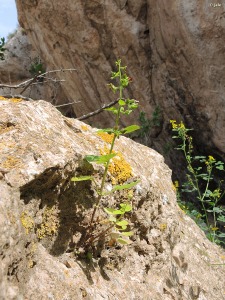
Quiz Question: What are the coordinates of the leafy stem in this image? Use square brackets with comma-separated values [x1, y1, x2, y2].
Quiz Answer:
[72, 59, 140, 250]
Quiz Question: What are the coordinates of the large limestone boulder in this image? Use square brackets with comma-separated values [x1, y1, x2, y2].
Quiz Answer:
[0, 98, 224, 299]
[15, 1, 225, 159]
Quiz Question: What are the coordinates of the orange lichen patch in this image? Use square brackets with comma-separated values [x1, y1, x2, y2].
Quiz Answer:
[0, 96, 22, 103]
[100, 145, 133, 184]
[0, 156, 21, 169]
[97, 132, 115, 144]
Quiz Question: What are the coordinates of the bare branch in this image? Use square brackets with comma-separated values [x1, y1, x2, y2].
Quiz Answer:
[54, 101, 80, 108]
[0, 68, 77, 89]
[0, 78, 33, 89]
[77, 99, 119, 121]
[0, 94, 80, 108]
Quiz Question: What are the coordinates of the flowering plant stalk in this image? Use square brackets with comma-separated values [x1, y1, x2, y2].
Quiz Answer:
[72, 60, 140, 251]
[171, 120, 225, 245]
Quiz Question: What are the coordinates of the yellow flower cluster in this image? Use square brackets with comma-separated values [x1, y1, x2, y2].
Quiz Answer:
[170, 120, 185, 130]
[172, 181, 179, 191]
[205, 155, 215, 165]
[208, 155, 215, 162]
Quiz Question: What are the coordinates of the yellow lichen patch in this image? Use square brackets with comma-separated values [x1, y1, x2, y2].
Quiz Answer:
[37, 206, 59, 239]
[0, 142, 15, 150]
[20, 211, 34, 234]
[0, 156, 21, 169]
[9, 98, 23, 103]
[0, 96, 22, 103]
[28, 259, 35, 268]
[159, 223, 167, 231]
[100, 145, 133, 184]
[81, 125, 89, 131]
[97, 132, 115, 144]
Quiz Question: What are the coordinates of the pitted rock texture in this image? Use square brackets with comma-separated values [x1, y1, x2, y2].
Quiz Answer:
[0, 98, 225, 299]
[15, 0, 225, 162]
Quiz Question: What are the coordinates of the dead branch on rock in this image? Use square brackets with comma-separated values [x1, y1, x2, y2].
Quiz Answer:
[77, 99, 119, 121]
[0, 68, 77, 93]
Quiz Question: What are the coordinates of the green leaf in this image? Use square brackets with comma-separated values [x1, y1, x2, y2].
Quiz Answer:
[107, 83, 118, 93]
[194, 156, 206, 160]
[117, 238, 132, 245]
[111, 71, 120, 79]
[116, 220, 128, 227]
[71, 175, 93, 182]
[123, 110, 132, 115]
[87, 252, 93, 260]
[212, 207, 223, 213]
[118, 99, 126, 106]
[85, 153, 117, 164]
[120, 203, 132, 212]
[109, 216, 117, 222]
[216, 165, 224, 170]
[217, 215, 225, 222]
[104, 107, 118, 114]
[110, 180, 141, 193]
[121, 125, 140, 135]
[104, 208, 123, 215]
[97, 128, 114, 134]
[121, 231, 133, 237]
[217, 233, 225, 238]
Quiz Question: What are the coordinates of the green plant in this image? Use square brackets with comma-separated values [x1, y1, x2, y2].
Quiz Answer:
[0, 37, 6, 60]
[138, 106, 161, 137]
[29, 58, 45, 76]
[171, 120, 225, 245]
[71, 59, 140, 250]
[136, 106, 161, 145]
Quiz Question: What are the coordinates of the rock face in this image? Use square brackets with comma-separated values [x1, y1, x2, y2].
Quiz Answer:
[0, 28, 72, 117]
[0, 98, 225, 299]
[15, 0, 225, 160]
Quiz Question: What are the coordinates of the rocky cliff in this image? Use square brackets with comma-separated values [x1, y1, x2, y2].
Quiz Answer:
[0, 28, 72, 117]
[15, 0, 225, 161]
[0, 97, 225, 299]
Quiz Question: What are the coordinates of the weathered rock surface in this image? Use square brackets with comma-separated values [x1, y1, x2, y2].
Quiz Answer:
[15, 0, 225, 161]
[0, 98, 225, 299]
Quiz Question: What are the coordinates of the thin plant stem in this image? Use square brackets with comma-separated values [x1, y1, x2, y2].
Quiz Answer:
[88, 61, 123, 231]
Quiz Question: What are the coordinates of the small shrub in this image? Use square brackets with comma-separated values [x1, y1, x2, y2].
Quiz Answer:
[0, 37, 6, 60]
[29, 57, 45, 76]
